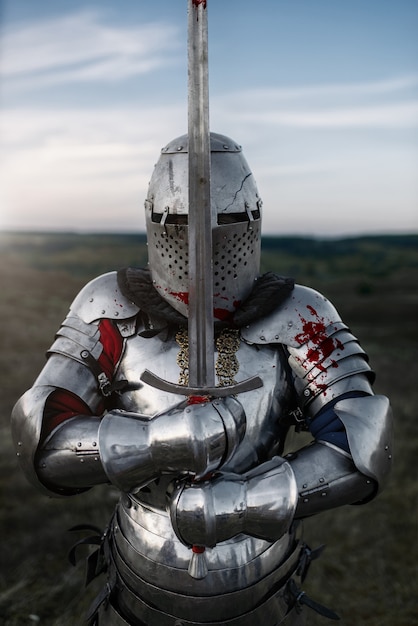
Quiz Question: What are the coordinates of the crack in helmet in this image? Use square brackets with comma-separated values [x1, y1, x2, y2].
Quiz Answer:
[145, 132, 262, 321]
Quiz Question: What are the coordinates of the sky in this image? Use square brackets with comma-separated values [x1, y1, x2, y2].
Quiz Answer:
[1, 0, 417, 237]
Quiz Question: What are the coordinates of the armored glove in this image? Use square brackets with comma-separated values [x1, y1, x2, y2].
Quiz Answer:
[98, 396, 246, 492]
[168, 456, 298, 548]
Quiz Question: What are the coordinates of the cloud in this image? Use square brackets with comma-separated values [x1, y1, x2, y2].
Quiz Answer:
[1, 9, 181, 89]
[213, 75, 418, 130]
[231, 102, 418, 129]
[222, 74, 418, 103]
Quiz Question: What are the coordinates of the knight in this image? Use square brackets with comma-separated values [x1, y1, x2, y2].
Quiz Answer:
[11, 131, 392, 625]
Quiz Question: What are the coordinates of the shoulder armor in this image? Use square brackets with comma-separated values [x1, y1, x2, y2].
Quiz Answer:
[241, 285, 341, 347]
[70, 272, 139, 324]
[333, 394, 393, 494]
[242, 285, 373, 414]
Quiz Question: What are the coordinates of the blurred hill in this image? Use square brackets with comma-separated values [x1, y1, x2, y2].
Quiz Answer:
[0, 231, 417, 625]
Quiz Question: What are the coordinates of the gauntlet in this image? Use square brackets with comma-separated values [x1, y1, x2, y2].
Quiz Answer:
[168, 456, 298, 548]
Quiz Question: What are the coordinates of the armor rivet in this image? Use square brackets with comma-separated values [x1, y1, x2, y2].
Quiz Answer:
[223, 144, 229, 149]
[115, 311, 119, 316]
[303, 498, 309, 503]
[275, 335, 279, 340]
[80, 459, 84, 463]
[288, 322, 293, 328]
[388, 454, 392, 460]
[319, 477, 325, 483]
[185, 408, 190, 413]
[77, 442, 82, 447]
[92, 442, 97, 447]
[81, 350, 89, 358]
[303, 389, 310, 397]
[260, 335, 265, 341]
[17, 441, 22, 446]
[89, 298, 94, 302]
[321, 492, 327, 497]
[101, 310, 106, 315]
[385, 446, 389, 450]
[16, 452, 20, 457]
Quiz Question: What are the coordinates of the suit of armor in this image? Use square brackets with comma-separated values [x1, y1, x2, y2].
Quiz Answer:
[11, 135, 392, 626]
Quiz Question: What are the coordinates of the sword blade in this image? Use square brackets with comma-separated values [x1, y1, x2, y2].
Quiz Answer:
[187, 0, 214, 389]
[141, 1, 263, 398]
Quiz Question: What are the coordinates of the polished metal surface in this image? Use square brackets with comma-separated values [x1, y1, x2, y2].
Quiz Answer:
[241, 284, 375, 415]
[11, 385, 58, 495]
[34, 354, 102, 411]
[289, 441, 375, 517]
[145, 133, 261, 319]
[98, 396, 245, 492]
[36, 415, 106, 491]
[69, 272, 139, 324]
[241, 284, 341, 348]
[113, 495, 296, 594]
[114, 331, 289, 475]
[334, 394, 393, 492]
[187, 0, 214, 389]
[11, 262, 392, 626]
[108, 535, 304, 625]
[169, 457, 298, 547]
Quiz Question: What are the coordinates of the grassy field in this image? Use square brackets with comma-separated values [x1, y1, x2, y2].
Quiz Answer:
[0, 232, 417, 625]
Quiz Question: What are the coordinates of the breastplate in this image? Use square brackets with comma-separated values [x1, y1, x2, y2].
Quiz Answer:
[113, 328, 291, 474]
[108, 328, 295, 602]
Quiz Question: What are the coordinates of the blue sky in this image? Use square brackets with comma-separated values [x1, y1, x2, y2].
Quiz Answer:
[1, 0, 417, 236]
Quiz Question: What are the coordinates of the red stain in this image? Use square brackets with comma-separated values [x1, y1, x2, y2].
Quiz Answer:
[214, 292, 229, 302]
[295, 305, 344, 366]
[192, 0, 207, 7]
[169, 291, 189, 305]
[316, 383, 328, 396]
[214, 307, 232, 321]
[192, 545, 206, 553]
[188, 395, 209, 405]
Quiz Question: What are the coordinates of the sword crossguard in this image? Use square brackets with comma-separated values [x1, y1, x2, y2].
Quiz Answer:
[140, 369, 263, 397]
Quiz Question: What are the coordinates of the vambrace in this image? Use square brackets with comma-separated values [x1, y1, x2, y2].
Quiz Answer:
[34, 396, 245, 495]
[36, 416, 107, 494]
[168, 457, 298, 548]
[288, 442, 375, 518]
[288, 394, 393, 516]
[334, 394, 393, 493]
[11, 355, 108, 497]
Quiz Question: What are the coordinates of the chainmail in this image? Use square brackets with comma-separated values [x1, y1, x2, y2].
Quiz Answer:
[175, 327, 240, 387]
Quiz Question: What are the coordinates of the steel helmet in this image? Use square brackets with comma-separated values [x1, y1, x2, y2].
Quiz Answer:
[145, 132, 262, 321]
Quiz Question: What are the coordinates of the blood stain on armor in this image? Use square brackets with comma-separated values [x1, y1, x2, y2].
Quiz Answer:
[169, 291, 189, 304]
[192, 0, 207, 7]
[294, 305, 344, 368]
[213, 308, 232, 321]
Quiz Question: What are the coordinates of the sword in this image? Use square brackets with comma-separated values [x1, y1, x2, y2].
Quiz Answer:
[141, 0, 262, 398]
[141, 0, 262, 580]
